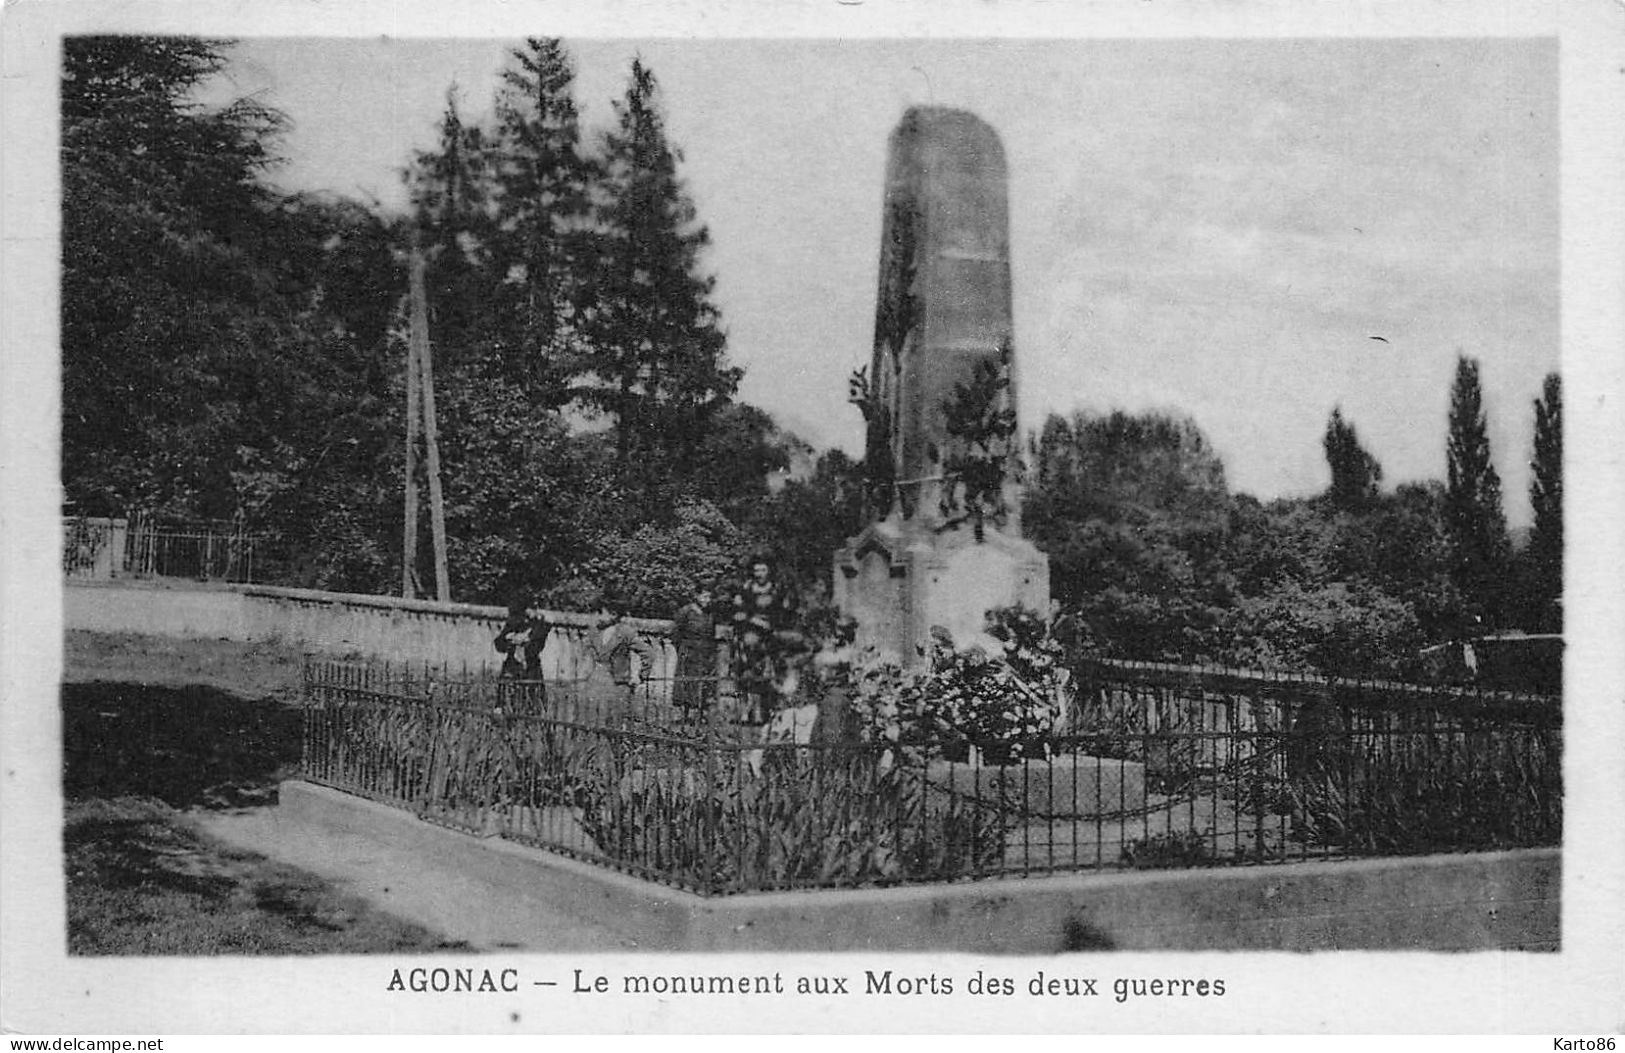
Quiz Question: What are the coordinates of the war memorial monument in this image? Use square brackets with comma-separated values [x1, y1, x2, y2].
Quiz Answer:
[835, 106, 1051, 662]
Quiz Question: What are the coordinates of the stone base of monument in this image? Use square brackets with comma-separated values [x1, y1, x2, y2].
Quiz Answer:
[924, 753, 1146, 817]
[834, 517, 1050, 666]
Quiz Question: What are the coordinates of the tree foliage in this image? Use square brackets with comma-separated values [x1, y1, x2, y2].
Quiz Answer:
[63, 35, 1554, 673]
[574, 499, 752, 617]
[939, 345, 1019, 539]
[63, 35, 283, 516]
[738, 449, 866, 594]
[583, 57, 739, 471]
[1322, 407, 1382, 512]
[385, 45, 763, 607]
[1024, 411, 1236, 661]
[1023, 409, 1450, 675]
[486, 38, 598, 404]
[1521, 372, 1562, 631]
[61, 36, 405, 600]
[1224, 579, 1421, 678]
[1444, 354, 1511, 625]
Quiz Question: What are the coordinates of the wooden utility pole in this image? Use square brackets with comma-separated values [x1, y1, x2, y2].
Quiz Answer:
[407, 245, 451, 603]
[402, 260, 422, 599]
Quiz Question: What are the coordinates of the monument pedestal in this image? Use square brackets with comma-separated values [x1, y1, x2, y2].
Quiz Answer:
[925, 754, 1146, 817]
[833, 517, 1049, 664]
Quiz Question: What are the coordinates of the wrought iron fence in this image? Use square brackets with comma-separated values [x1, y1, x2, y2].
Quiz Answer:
[126, 515, 264, 582]
[299, 657, 1561, 896]
[63, 517, 122, 577]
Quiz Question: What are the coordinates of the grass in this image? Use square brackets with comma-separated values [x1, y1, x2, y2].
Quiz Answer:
[61, 631, 471, 955]
[63, 680, 304, 809]
[65, 797, 470, 955]
[63, 629, 308, 698]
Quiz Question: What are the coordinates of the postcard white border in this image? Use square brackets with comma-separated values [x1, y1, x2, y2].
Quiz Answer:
[3, 0, 1622, 1037]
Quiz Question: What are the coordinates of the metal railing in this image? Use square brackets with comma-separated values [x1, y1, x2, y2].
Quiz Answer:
[63, 517, 124, 577]
[299, 658, 1561, 896]
[126, 517, 263, 582]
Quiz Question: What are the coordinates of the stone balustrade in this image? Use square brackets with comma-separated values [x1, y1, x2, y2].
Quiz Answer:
[64, 578, 676, 677]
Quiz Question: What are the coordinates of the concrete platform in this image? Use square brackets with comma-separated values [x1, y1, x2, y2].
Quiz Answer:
[225, 780, 1560, 953]
[927, 754, 1146, 816]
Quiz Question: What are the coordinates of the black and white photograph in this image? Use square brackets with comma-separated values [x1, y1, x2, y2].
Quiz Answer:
[3, 0, 1623, 1039]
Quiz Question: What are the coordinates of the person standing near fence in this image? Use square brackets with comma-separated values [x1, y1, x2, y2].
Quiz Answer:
[729, 557, 796, 723]
[494, 596, 549, 714]
[592, 608, 656, 722]
[672, 586, 718, 725]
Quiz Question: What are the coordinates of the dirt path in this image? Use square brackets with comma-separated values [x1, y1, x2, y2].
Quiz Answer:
[194, 807, 640, 952]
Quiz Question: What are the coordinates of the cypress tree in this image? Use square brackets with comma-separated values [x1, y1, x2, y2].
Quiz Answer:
[1526, 372, 1562, 631]
[1444, 354, 1510, 626]
[1322, 406, 1383, 512]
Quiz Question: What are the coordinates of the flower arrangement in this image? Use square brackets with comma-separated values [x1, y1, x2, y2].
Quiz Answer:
[843, 606, 1073, 765]
[846, 654, 929, 749]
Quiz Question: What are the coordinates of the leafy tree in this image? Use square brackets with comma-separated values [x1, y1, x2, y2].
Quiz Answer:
[1444, 354, 1511, 626]
[1322, 407, 1382, 512]
[740, 448, 866, 594]
[576, 499, 752, 617]
[677, 401, 796, 516]
[1222, 482, 1456, 670]
[1353, 481, 1460, 642]
[61, 35, 287, 517]
[61, 32, 405, 583]
[424, 362, 596, 602]
[1223, 495, 1337, 595]
[1027, 407, 1454, 674]
[1522, 372, 1562, 631]
[241, 195, 406, 592]
[1025, 411, 1236, 661]
[1224, 579, 1422, 678]
[584, 57, 739, 470]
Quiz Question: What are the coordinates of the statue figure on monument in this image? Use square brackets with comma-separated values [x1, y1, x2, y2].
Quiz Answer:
[835, 106, 1050, 665]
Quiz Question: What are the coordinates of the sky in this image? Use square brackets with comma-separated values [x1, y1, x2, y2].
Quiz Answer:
[225, 36, 1559, 525]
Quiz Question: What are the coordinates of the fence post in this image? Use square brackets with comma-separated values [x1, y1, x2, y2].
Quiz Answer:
[300, 657, 312, 779]
[702, 678, 718, 895]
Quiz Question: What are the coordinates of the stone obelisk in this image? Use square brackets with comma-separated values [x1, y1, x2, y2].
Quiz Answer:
[834, 107, 1049, 664]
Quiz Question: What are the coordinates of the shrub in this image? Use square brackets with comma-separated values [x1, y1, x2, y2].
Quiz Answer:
[1283, 720, 1561, 853]
[576, 748, 1006, 890]
[1120, 830, 1214, 869]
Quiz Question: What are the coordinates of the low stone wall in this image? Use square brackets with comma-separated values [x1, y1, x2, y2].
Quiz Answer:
[63, 578, 675, 677]
[278, 779, 1560, 952]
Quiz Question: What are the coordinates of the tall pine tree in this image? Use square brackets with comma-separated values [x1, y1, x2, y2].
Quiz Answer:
[488, 38, 596, 404]
[406, 88, 499, 368]
[1444, 354, 1510, 627]
[1322, 407, 1383, 512]
[585, 57, 739, 473]
[1525, 372, 1562, 631]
